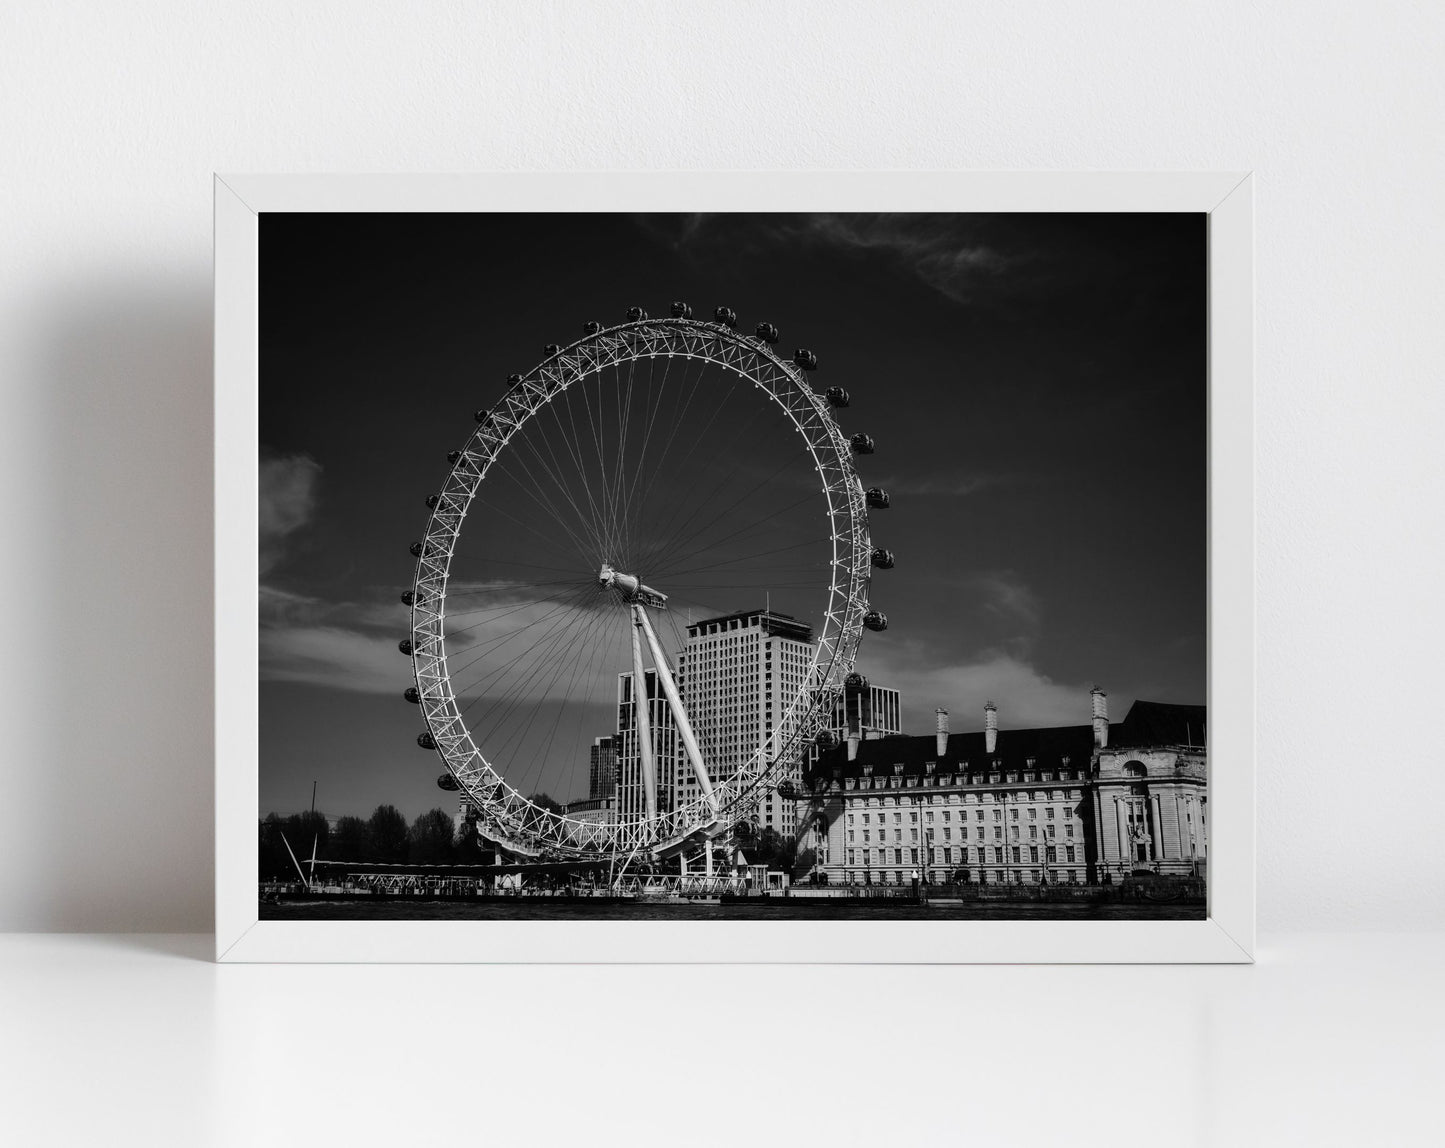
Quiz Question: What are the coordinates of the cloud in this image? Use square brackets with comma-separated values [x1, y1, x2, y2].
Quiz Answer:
[790, 214, 1009, 303]
[636, 212, 1013, 304]
[967, 571, 1042, 632]
[860, 639, 1102, 731]
[259, 581, 621, 701]
[259, 452, 322, 576]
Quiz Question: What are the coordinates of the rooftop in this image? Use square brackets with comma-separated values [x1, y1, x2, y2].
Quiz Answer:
[685, 608, 813, 642]
[809, 699, 1206, 780]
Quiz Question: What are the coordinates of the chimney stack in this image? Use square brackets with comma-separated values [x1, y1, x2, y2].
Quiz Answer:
[935, 708, 949, 757]
[984, 701, 998, 754]
[1091, 686, 1108, 749]
[846, 733, 860, 761]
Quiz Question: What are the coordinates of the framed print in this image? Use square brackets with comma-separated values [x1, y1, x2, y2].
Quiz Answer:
[216, 172, 1253, 963]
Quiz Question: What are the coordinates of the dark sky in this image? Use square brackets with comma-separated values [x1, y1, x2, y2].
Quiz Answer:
[259, 212, 1206, 822]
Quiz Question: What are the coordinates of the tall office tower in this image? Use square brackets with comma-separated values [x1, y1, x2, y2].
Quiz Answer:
[674, 609, 815, 838]
[588, 735, 618, 801]
[614, 668, 681, 825]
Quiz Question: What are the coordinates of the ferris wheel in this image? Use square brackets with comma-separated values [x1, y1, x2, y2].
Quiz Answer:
[401, 303, 892, 861]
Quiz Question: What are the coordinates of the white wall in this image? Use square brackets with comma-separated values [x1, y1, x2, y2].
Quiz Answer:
[2, 2, 1440, 932]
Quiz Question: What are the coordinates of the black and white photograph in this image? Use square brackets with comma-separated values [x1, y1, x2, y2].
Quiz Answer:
[257, 209, 1209, 924]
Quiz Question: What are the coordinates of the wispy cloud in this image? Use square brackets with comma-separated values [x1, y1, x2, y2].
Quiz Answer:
[861, 638, 1100, 730]
[259, 581, 620, 700]
[638, 213, 1015, 305]
[966, 571, 1042, 633]
[259, 452, 322, 576]
[786, 214, 1009, 303]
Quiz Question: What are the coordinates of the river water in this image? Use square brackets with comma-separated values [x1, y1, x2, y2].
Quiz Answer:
[261, 899, 1204, 922]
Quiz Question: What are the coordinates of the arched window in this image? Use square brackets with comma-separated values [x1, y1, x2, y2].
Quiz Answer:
[1123, 761, 1147, 779]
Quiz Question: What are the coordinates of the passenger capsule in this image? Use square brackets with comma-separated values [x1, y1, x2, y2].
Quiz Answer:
[793, 348, 818, 370]
[713, 306, 737, 328]
[815, 729, 839, 749]
[417, 732, 437, 750]
[436, 773, 460, 792]
[403, 686, 420, 704]
[754, 322, 780, 344]
[409, 541, 424, 557]
[583, 320, 601, 336]
[776, 780, 798, 799]
[863, 611, 889, 633]
[543, 343, 560, 357]
[474, 408, 489, 423]
[425, 494, 440, 510]
[625, 306, 649, 321]
[507, 373, 523, 386]
[670, 301, 693, 319]
[865, 487, 891, 509]
[447, 450, 462, 465]
[826, 386, 850, 408]
[399, 638, 415, 656]
[870, 548, 895, 570]
[400, 590, 415, 607]
[845, 671, 869, 692]
[850, 433, 875, 455]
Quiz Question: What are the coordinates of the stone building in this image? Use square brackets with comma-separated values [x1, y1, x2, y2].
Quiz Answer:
[798, 691, 1206, 886]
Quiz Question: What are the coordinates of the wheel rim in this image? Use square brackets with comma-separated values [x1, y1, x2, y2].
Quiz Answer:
[408, 317, 872, 858]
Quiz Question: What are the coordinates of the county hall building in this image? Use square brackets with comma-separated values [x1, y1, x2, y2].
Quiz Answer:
[800, 689, 1207, 887]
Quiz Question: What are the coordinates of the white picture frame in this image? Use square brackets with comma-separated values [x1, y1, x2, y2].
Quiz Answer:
[216, 172, 1253, 963]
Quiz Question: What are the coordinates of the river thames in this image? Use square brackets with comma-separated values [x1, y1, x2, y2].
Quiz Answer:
[261, 899, 1205, 922]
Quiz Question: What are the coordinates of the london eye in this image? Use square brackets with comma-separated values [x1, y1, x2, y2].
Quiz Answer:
[401, 304, 891, 863]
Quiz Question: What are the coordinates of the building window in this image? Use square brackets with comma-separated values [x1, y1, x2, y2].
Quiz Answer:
[1029, 846, 1039, 863]
[1046, 807, 1055, 820]
[1011, 846, 1021, 863]
[1046, 846, 1057, 863]
[1066, 845, 1076, 863]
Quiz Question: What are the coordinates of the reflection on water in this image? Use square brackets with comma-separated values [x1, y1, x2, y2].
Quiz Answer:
[261, 899, 1205, 922]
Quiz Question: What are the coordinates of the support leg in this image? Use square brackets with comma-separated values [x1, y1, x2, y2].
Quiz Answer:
[637, 605, 716, 812]
[630, 607, 657, 821]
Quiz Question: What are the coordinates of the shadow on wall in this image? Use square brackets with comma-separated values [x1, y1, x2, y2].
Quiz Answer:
[16, 274, 214, 931]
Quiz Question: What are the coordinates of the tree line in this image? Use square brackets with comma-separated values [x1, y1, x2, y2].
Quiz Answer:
[258, 804, 483, 881]
[259, 800, 820, 881]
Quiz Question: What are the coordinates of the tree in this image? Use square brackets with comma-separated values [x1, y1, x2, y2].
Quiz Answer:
[286, 810, 329, 858]
[366, 804, 409, 864]
[258, 815, 290, 881]
[751, 828, 799, 873]
[454, 816, 484, 861]
[327, 815, 370, 861]
[521, 792, 563, 828]
[409, 808, 455, 864]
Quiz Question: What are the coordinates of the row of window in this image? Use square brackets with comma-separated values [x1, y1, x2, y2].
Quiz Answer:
[849, 823, 1075, 844]
[845, 845, 1079, 866]
[846, 772, 1082, 790]
[844, 870, 1084, 886]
